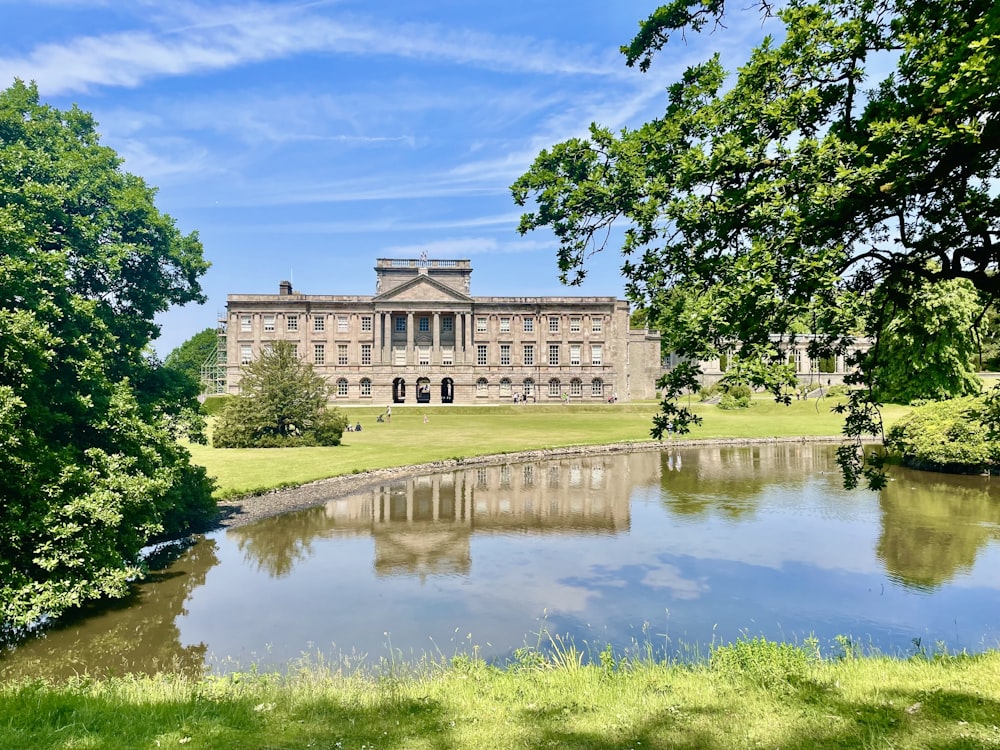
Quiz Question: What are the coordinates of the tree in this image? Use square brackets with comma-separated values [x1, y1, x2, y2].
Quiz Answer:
[873, 277, 982, 404]
[0, 81, 215, 634]
[512, 0, 1000, 488]
[164, 327, 219, 390]
[213, 341, 347, 448]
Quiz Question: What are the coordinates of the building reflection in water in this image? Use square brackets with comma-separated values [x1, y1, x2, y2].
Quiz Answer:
[298, 452, 657, 578]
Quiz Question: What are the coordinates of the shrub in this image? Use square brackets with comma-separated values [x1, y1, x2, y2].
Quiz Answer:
[200, 395, 230, 416]
[886, 396, 998, 473]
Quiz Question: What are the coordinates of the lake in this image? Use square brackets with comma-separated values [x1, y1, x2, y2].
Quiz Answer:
[3, 442, 999, 679]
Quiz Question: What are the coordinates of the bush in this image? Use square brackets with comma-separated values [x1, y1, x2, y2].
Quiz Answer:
[200, 395, 230, 416]
[886, 396, 998, 473]
[717, 382, 752, 410]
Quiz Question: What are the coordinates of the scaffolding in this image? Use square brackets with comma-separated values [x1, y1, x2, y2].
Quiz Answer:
[200, 311, 228, 394]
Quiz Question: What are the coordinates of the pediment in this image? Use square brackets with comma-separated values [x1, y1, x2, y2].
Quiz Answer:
[375, 275, 471, 303]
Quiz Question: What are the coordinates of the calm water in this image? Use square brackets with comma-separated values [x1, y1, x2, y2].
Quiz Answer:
[3, 443, 999, 679]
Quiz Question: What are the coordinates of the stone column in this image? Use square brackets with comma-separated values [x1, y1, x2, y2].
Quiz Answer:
[432, 311, 440, 365]
[406, 311, 414, 365]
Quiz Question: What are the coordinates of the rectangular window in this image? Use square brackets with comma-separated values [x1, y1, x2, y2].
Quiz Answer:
[523, 317, 534, 333]
[500, 317, 511, 333]
[263, 314, 275, 332]
[477, 344, 488, 366]
[360, 378, 372, 397]
[570, 379, 582, 396]
[286, 314, 298, 332]
[548, 316, 559, 333]
[591, 345, 603, 366]
[500, 344, 511, 366]
[361, 343, 372, 366]
[442, 316, 454, 333]
[418, 346, 430, 366]
[338, 344, 348, 365]
[395, 316, 406, 332]
[361, 315, 372, 332]
[523, 344, 534, 366]
[548, 380, 561, 397]
[290, 343, 298, 358]
[441, 347, 454, 366]
[240, 315, 251, 333]
[419, 317, 430, 333]
[313, 343, 325, 365]
[337, 316, 348, 333]
[591, 379, 604, 397]
[337, 379, 348, 397]
[548, 344, 560, 366]
[240, 344, 252, 364]
[570, 316, 581, 333]
[313, 315, 325, 332]
[591, 316, 603, 333]
[476, 317, 487, 333]
[570, 345, 581, 366]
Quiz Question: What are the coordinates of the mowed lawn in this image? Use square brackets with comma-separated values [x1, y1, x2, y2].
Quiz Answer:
[188, 398, 911, 498]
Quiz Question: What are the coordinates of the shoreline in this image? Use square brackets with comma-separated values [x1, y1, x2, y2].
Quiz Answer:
[212, 435, 847, 530]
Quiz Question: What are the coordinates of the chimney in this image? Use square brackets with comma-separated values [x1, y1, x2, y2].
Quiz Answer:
[279, 280, 293, 296]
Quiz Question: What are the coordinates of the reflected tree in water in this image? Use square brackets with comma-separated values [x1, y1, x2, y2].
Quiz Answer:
[0, 540, 219, 680]
[877, 474, 1000, 590]
[231, 506, 339, 578]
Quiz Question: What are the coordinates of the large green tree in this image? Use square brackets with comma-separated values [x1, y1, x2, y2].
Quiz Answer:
[164, 327, 219, 390]
[512, 0, 1000, 487]
[213, 341, 347, 448]
[0, 81, 215, 633]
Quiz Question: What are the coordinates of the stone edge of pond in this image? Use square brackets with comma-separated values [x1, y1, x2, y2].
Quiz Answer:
[212, 435, 847, 531]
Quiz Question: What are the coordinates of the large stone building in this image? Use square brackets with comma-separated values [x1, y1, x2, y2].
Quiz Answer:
[219, 257, 663, 405]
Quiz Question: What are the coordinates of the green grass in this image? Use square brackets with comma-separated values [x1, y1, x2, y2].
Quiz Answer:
[3, 643, 998, 750]
[189, 399, 911, 498]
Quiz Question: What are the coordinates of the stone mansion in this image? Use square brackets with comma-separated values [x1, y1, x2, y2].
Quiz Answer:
[219, 257, 664, 405]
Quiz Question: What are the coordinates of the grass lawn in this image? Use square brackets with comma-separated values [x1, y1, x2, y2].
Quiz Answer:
[189, 398, 911, 498]
[4, 643, 998, 750]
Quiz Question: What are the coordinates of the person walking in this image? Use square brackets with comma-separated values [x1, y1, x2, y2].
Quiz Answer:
[385, 404, 392, 423]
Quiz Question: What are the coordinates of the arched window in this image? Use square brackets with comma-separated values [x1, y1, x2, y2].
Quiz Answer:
[570, 378, 582, 396]
[499, 377, 512, 396]
[523, 378, 534, 399]
[336, 378, 349, 397]
[548, 378, 561, 397]
[591, 378, 604, 398]
[476, 377, 489, 396]
[360, 378, 372, 397]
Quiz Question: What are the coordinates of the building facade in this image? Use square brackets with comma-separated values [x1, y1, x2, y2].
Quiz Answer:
[221, 257, 663, 405]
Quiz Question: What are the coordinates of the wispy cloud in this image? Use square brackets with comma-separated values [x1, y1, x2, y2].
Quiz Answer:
[1, 2, 628, 95]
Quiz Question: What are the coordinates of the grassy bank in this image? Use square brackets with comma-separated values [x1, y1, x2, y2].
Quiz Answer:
[3, 641, 998, 749]
[189, 399, 910, 498]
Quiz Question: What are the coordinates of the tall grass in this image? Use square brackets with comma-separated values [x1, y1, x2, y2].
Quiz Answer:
[3, 644, 998, 750]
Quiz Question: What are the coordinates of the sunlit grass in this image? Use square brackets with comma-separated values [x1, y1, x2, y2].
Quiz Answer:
[188, 399, 911, 498]
[3, 644, 998, 750]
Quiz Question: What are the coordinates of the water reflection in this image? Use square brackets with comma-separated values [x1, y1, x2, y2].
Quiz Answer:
[230, 454, 644, 580]
[1, 540, 218, 680]
[1, 445, 998, 679]
[878, 469, 1000, 590]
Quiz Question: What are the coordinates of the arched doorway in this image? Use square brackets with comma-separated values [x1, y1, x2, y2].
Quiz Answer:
[440, 378, 454, 403]
[416, 376, 431, 403]
[392, 377, 406, 403]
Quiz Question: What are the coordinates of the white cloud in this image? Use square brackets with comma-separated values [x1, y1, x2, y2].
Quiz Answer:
[1, 2, 630, 95]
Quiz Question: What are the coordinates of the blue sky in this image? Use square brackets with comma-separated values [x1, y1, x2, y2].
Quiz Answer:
[3, 1, 770, 356]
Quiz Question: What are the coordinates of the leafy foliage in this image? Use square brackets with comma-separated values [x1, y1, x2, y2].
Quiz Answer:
[512, 0, 1000, 487]
[164, 327, 218, 389]
[885, 395, 998, 472]
[213, 341, 347, 448]
[0, 81, 215, 633]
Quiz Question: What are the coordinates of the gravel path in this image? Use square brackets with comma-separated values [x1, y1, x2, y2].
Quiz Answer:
[212, 436, 846, 530]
